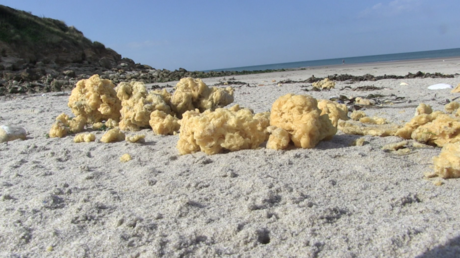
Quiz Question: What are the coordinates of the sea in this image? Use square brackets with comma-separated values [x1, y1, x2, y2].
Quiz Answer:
[209, 48, 460, 72]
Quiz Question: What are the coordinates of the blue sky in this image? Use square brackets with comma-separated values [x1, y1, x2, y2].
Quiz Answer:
[3, 0, 459, 71]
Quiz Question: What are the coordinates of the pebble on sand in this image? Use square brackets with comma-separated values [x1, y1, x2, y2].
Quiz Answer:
[0, 125, 27, 143]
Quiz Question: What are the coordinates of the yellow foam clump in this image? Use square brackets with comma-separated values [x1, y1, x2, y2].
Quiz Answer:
[177, 107, 270, 155]
[125, 134, 145, 143]
[350, 110, 367, 121]
[100, 128, 125, 143]
[411, 114, 460, 147]
[445, 102, 460, 114]
[355, 97, 374, 106]
[269, 94, 337, 149]
[429, 143, 460, 178]
[382, 141, 408, 151]
[352, 138, 366, 146]
[451, 83, 460, 93]
[74, 133, 96, 143]
[49, 113, 86, 138]
[152, 88, 172, 105]
[312, 78, 335, 90]
[317, 99, 349, 127]
[105, 118, 119, 128]
[92, 122, 104, 130]
[266, 126, 291, 150]
[394, 111, 444, 139]
[415, 103, 432, 116]
[338, 120, 400, 137]
[171, 78, 234, 118]
[149, 110, 180, 135]
[360, 116, 387, 125]
[68, 75, 121, 123]
[116, 81, 172, 131]
[120, 153, 132, 162]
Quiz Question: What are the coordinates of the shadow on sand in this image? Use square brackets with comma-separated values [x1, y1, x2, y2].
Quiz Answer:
[417, 235, 460, 258]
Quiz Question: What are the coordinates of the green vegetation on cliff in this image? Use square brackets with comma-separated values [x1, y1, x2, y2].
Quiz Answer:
[0, 4, 122, 66]
[0, 5, 94, 49]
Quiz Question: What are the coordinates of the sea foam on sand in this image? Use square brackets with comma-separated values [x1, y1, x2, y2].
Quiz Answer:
[1, 58, 460, 257]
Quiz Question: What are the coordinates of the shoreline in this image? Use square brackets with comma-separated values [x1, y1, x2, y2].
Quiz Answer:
[148, 57, 459, 91]
[207, 47, 460, 72]
[289, 56, 460, 74]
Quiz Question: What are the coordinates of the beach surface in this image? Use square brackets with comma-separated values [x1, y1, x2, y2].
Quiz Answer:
[1, 58, 460, 257]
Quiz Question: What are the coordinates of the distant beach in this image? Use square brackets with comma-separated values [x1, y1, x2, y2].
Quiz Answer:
[208, 48, 460, 72]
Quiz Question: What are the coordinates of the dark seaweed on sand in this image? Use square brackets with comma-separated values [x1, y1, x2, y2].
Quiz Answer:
[278, 71, 455, 85]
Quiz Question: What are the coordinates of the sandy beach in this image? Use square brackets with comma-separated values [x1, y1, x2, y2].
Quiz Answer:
[1, 58, 460, 257]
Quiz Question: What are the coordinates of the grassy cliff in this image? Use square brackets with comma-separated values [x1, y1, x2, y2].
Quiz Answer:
[0, 5, 90, 46]
[0, 4, 119, 66]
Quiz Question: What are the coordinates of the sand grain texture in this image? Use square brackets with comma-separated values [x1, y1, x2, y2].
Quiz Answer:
[1, 59, 460, 257]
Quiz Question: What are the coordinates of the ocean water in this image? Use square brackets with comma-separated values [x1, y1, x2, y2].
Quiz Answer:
[210, 48, 460, 72]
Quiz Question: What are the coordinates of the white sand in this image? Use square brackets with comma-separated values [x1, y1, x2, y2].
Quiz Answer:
[1, 58, 460, 257]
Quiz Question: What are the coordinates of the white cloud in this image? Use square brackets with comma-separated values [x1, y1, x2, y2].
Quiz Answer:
[360, 0, 421, 17]
[389, 0, 419, 13]
[127, 40, 169, 49]
[372, 3, 383, 10]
